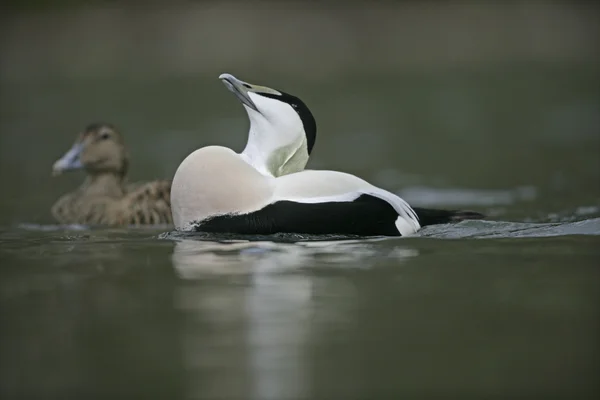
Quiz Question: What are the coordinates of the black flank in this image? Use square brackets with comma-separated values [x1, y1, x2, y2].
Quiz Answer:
[194, 194, 401, 237]
[412, 207, 485, 227]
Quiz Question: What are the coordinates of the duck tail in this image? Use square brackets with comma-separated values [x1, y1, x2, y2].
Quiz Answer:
[412, 207, 485, 227]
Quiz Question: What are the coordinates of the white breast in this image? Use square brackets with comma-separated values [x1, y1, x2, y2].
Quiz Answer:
[170, 146, 274, 230]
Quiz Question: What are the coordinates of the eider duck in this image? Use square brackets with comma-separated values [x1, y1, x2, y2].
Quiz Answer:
[170, 74, 484, 236]
[51, 123, 172, 226]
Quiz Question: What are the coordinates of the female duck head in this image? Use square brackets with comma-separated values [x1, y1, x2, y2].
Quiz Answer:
[52, 123, 129, 177]
[219, 73, 316, 177]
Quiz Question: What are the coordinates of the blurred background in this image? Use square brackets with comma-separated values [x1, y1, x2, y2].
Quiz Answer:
[1, 0, 598, 224]
[1, 2, 600, 400]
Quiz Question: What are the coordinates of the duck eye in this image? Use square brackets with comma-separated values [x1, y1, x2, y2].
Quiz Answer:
[99, 132, 111, 140]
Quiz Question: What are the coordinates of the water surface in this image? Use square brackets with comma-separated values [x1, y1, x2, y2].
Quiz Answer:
[1, 216, 599, 399]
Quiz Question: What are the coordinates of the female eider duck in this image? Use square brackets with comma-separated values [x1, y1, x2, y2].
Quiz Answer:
[171, 74, 484, 237]
[51, 123, 172, 226]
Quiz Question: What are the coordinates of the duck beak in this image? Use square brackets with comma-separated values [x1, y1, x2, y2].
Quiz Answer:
[52, 142, 84, 176]
[219, 73, 283, 112]
[219, 73, 260, 112]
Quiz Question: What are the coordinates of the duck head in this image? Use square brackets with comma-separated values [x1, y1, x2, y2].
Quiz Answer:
[219, 73, 316, 177]
[52, 123, 129, 178]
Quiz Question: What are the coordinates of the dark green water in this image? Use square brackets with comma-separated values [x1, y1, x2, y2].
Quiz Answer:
[1, 10, 600, 396]
[1, 224, 599, 399]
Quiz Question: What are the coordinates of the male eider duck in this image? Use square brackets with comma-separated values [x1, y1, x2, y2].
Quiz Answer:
[171, 74, 484, 236]
[51, 123, 172, 226]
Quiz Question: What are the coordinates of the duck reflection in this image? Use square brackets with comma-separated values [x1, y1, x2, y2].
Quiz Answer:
[170, 236, 418, 400]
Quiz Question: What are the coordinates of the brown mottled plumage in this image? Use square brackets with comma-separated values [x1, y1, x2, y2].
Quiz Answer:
[51, 123, 173, 226]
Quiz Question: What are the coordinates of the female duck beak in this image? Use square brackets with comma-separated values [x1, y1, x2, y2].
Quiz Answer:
[52, 142, 84, 176]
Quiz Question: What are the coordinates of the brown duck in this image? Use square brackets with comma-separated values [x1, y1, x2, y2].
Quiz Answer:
[51, 123, 173, 226]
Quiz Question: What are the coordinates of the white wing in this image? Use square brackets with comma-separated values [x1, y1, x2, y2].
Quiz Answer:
[273, 170, 421, 235]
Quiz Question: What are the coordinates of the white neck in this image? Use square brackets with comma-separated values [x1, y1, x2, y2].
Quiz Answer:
[239, 106, 309, 177]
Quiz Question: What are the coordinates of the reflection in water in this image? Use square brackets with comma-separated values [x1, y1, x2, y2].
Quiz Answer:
[171, 238, 418, 400]
[246, 251, 311, 400]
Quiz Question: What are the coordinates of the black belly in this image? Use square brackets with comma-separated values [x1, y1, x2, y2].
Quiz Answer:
[192, 194, 402, 237]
